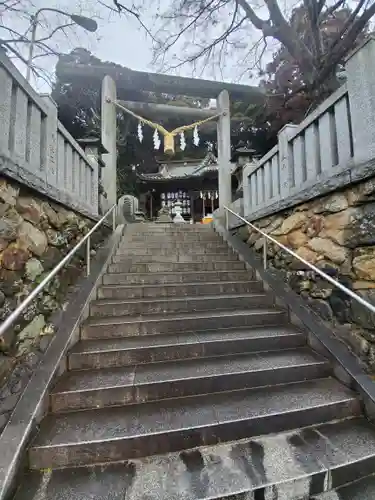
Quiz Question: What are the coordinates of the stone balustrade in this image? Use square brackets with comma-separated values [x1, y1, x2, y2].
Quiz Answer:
[0, 51, 98, 218]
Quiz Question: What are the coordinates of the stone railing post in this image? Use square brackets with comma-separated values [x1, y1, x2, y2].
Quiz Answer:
[278, 124, 298, 199]
[346, 36, 375, 165]
[101, 75, 117, 211]
[217, 90, 231, 210]
[243, 162, 258, 218]
[78, 137, 105, 215]
[39, 94, 58, 186]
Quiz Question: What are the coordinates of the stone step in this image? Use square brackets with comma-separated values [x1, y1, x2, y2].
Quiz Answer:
[51, 348, 330, 413]
[17, 417, 375, 500]
[98, 280, 263, 299]
[115, 248, 233, 256]
[129, 224, 213, 231]
[125, 234, 222, 241]
[69, 326, 306, 370]
[111, 252, 238, 264]
[118, 242, 230, 251]
[312, 474, 375, 499]
[102, 270, 253, 285]
[28, 378, 359, 470]
[81, 308, 287, 339]
[107, 260, 246, 274]
[90, 293, 273, 317]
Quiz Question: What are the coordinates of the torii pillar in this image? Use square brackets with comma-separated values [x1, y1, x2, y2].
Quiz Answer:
[217, 90, 232, 211]
[101, 75, 117, 212]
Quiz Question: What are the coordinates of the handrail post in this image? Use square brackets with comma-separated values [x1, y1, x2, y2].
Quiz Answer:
[225, 209, 229, 231]
[112, 206, 116, 232]
[263, 237, 267, 270]
[86, 235, 91, 277]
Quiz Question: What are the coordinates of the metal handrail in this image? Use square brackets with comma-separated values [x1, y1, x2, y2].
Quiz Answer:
[224, 205, 375, 315]
[0, 205, 117, 339]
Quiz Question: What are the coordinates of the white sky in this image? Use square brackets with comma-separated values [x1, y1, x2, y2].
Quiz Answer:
[3, 0, 366, 92]
[3, 0, 279, 91]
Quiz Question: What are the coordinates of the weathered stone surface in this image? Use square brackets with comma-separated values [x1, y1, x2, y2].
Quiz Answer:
[319, 228, 346, 245]
[307, 237, 349, 264]
[254, 236, 266, 251]
[38, 334, 52, 353]
[287, 230, 308, 249]
[18, 315, 45, 342]
[0, 215, 20, 242]
[38, 295, 59, 314]
[56, 206, 78, 225]
[295, 246, 319, 264]
[1, 244, 29, 271]
[263, 216, 283, 234]
[0, 180, 18, 205]
[45, 229, 67, 247]
[312, 193, 348, 214]
[0, 268, 22, 296]
[41, 202, 61, 229]
[295, 203, 309, 212]
[63, 220, 81, 241]
[243, 170, 375, 372]
[310, 278, 333, 299]
[338, 324, 370, 359]
[346, 203, 375, 247]
[346, 185, 363, 206]
[41, 246, 62, 270]
[16, 197, 43, 224]
[25, 258, 44, 281]
[353, 248, 375, 280]
[273, 212, 306, 236]
[323, 208, 359, 231]
[256, 216, 274, 228]
[0, 356, 14, 384]
[236, 225, 250, 242]
[304, 215, 323, 237]
[308, 297, 333, 321]
[21, 301, 38, 322]
[18, 221, 47, 257]
[0, 393, 20, 413]
[247, 231, 262, 246]
[0, 202, 9, 218]
[329, 288, 350, 323]
[0, 175, 109, 433]
[272, 234, 289, 247]
[350, 290, 375, 330]
[353, 281, 375, 290]
[315, 261, 340, 274]
[361, 178, 375, 197]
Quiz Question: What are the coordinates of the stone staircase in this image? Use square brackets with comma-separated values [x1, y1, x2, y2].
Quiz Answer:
[13, 224, 375, 499]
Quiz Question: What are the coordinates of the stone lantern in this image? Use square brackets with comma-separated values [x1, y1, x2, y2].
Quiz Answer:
[173, 199, 186, 223]
[231, 146, 256, 200]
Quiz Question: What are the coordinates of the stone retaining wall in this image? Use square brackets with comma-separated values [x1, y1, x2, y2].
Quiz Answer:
[0, 176, 108, 431]
[235, 176, 375, 371]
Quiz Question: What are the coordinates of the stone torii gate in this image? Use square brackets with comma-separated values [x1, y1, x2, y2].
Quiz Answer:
[101, 76, 235, 214]
[61, 62, 265, 214]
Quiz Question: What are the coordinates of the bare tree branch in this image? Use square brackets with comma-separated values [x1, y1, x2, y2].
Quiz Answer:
[329, 0, 367, 51]
[107, 0, 156, 41]
[318, 0, 345, 22]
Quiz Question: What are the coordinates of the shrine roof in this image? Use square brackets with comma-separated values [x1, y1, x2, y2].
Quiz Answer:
[136, 153, 218, 182]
